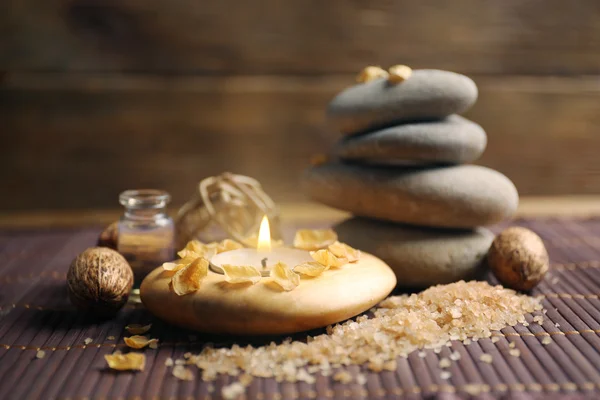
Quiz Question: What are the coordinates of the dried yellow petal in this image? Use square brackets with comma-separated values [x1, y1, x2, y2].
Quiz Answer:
[388, 65, 413, 83]
[270, 262, 300, 291]
[293, 229, 338, 251]
[105, 353, 146, 371]
[356, 66, 388, 83]
[125, 323, 152, 335]
[84, 338, 93, 345]
[222, 264, 262, 284]
[162, 255, 198, 272]
[172, 365, 194, 381]
[242, 234, 283, 249]
[310, 249, 348, 268]
[294, 261, 328, 277]
[215, 239, 244, 254]
[177, 239, 209, 258]
[328, 242, 360, 263]
[124, 335, 159, 349]
[171, 258, 208, 296]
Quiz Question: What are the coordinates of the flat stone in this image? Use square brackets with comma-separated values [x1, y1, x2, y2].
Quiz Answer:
[327, 69, 478, 135]
[140, 253, 396, 335]
[334, 115, 486, 165]
[335, 218, 494, 288]
[303, 163, 518, 229]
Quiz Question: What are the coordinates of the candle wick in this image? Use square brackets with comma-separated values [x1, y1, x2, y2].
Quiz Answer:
[261, 257, 268, 269]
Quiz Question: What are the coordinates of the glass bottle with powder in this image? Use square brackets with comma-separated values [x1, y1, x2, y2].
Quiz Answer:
[118, 189, 175, 285]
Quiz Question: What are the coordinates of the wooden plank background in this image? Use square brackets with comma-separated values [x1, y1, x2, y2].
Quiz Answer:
[1, 0, 600, 210]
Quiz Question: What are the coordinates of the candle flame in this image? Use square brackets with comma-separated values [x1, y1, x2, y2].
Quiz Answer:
[257, 215, 271, 252]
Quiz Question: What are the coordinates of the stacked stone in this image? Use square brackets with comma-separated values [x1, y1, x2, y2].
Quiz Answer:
[303, 69, 518, 288]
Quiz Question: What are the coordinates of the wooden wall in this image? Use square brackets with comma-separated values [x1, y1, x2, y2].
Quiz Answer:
[1, 0, 600, 210]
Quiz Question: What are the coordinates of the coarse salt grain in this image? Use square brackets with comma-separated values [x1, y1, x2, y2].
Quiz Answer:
[449, 351, 461, 361]
[479, 354, 493, 364]
[440, 371, 452, 380]
[333, 371, 353, 383]
[418, 351, 426, 358]
[36, 350, 46, 359]
[542, 336, 552, 345]
[222, 382, 245, 400]
[84, 338, 93, 345]
[509, 342, 516, 349]
[491, 337, 500, 343]
[172, 365, 194, 381]
[533, 315, 544, 324]
[439, 358, 451, 368]
[509, 349, 521, 357]
[175, 281, 542, 383]
[356, 373, 367, 385]
[165, 357, 174, 367]
[107, 336, 115, 340]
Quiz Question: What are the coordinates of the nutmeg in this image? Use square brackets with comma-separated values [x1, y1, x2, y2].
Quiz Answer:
[67, 247, 134, 317]
[97, 221, 119, 250]
[488, 227, 549, 291]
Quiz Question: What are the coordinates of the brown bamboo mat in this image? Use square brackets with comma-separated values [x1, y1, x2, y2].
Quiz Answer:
[2, 218, 600, 399]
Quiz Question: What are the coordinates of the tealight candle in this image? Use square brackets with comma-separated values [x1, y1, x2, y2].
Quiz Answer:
[210, 216, 312, 276]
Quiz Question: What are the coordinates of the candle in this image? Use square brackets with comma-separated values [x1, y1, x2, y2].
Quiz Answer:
[210, 216, 313, 276]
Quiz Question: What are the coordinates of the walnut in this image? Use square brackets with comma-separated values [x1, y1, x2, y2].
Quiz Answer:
[488, 227, 549, 291]
[97, 221, 118, 250]
[67, 247, 133, 317]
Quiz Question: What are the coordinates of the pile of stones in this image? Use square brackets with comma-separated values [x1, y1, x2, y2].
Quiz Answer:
[303, 68, 518, 287]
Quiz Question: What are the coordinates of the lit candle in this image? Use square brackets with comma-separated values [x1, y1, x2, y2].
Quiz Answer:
[210, 216, 313, 276]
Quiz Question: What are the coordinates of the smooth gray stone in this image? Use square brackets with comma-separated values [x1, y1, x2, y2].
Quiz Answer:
[335, 217, 494, 288]
[327, 69, 478, 135]
[334, 115, 487, 165]
[303, 163, 518, 229]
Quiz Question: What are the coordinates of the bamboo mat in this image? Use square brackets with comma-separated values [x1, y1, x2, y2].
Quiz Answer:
[1, 218, 600, 399]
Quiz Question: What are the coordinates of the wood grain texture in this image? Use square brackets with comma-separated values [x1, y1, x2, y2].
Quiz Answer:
[1, 0, 600, 75]
[2, 74, 600, 211]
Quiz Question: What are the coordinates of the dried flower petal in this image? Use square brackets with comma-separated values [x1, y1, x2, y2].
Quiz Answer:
[294, 261, 328, 277]
[222, 264, 262, 284]
[172, 365, 194, 380]
[107, 336, 116, 341]
[105, 353, 146, 371]
[509, 349, 521, 357]
[293, 229, 338, 251]
[162, 256, 198, 272]
[165, 357, 174, 367]
[270, 262, 300, 291]
[327, 242, 360, 263]
[439, 358, 451, 368]
[215, 239, 244, 254]
[124, 335, 159, 349]
[171, 258, 208, 296]
[125, 323, 152, 335]
[310, 249, 348, 268]
[177, 240, 209, 258]
[36, 350, 46, 359]
[84, 338, 93, 345]
[242, 234, 284, 249]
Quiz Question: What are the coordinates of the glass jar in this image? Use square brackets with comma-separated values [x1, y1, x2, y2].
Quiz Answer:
[118, 189, 175, 286]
